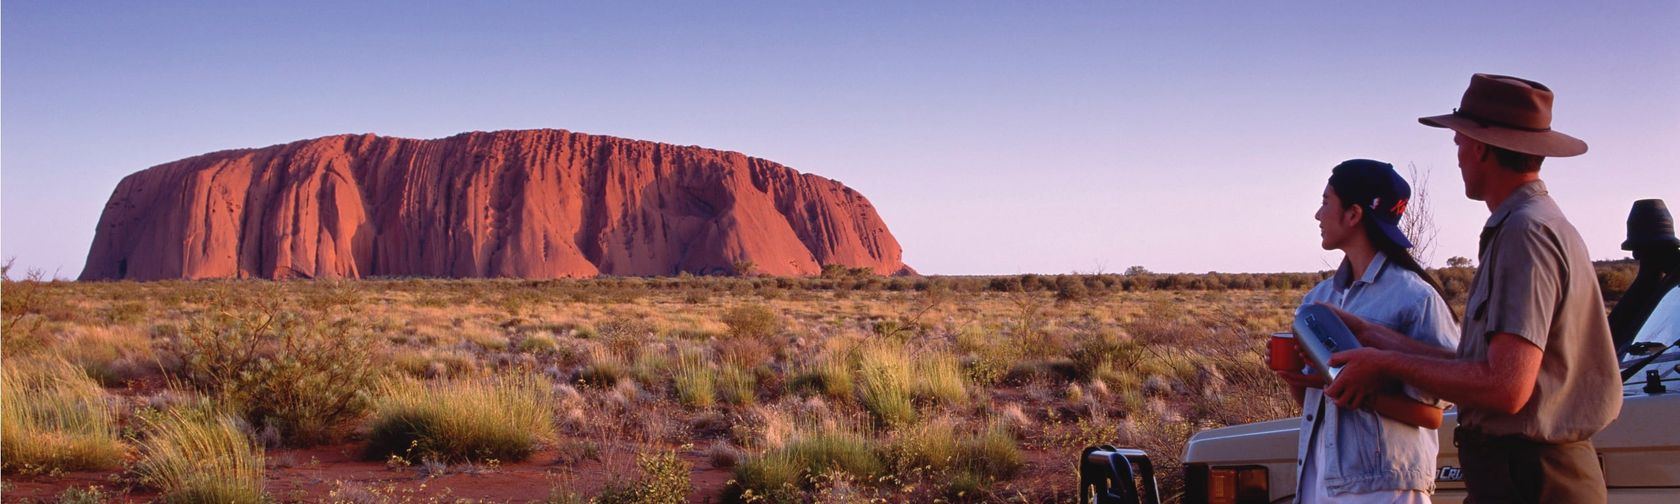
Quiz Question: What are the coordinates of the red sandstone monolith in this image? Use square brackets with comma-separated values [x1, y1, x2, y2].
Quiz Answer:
[80, 129, 910, 280]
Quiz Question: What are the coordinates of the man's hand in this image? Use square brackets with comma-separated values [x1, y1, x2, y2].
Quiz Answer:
[1325, 347, 1389, 410]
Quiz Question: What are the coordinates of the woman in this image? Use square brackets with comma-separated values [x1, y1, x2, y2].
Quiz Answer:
[1276, 159, 1460, 503]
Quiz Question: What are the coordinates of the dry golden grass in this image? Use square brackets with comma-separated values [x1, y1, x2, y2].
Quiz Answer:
[1, 356, 128, 474]
[2, 275, 1325, 501]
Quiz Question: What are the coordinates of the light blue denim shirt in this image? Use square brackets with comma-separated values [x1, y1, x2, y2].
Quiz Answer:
[1294, 252, 1460, 498]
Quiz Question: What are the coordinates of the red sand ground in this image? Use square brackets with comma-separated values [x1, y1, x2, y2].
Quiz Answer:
[3, 443, 1068, 503]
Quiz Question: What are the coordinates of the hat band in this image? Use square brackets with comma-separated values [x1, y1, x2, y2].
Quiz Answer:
[1452, 109, 1551, 133]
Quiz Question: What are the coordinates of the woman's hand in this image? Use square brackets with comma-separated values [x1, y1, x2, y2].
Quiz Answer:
[1273, 367, 1327, 389]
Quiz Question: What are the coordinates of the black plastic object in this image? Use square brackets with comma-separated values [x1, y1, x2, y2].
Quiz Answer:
[1293, 304, 1363, 383]
[1079, 446, 1162, 504]
[1646, 370, 1668, 394]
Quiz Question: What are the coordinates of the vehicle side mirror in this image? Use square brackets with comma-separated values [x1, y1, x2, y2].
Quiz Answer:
[1629, 342, 1668, 356]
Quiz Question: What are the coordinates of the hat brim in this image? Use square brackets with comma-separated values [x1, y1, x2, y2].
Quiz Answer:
[1418, 114, 1588, 158]
[1622, 237, 1680, 251]
[1374, 219, 1414, 250]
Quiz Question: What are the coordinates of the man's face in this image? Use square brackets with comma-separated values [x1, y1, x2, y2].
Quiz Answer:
[1315, 184, 1358, 251]
[1455, 132, 1487, 201]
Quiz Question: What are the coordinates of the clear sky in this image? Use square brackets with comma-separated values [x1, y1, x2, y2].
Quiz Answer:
[4, 1, 1677, 278]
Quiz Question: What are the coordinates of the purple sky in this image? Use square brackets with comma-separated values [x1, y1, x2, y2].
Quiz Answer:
[4, 2, 1677, 277]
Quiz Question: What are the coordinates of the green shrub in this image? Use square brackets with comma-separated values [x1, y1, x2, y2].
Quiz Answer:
[364, 374, 556, 462]
[1, 357, 127, 474]
[172, 309, 381, 446]
[722, 304, 782, 340]
[51, 485, 117, 504]
[596, 449, 692, 504]
[133, 409, 266, 504]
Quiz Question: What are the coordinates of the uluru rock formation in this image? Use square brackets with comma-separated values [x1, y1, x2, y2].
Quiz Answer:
[80, 129, 910, 280]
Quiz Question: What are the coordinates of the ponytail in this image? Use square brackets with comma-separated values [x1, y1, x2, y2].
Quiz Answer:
[1362, 217, 1459, 320]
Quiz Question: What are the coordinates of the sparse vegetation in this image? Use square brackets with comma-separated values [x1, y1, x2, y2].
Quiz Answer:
[13, 266, 1640, 501]
[1, 357, 127, 474]
[364, 374, 557, 462]
[170, 308, 381, 446]
[132, 408, 266, 504]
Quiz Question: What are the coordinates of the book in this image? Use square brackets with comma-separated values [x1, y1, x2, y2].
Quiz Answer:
[1292, 304, 1363, 383]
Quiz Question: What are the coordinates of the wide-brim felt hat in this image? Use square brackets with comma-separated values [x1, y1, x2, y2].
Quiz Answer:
[1419, 73, 1588, 157]
[1623, 199, 1680, 251]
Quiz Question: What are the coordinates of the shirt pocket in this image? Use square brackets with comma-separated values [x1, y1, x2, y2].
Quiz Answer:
[1334, 409, 1385, 478]
[1465, 272, 1491, 326]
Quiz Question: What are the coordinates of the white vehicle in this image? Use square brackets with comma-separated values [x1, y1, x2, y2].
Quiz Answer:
[1080, 281, 1680, 504]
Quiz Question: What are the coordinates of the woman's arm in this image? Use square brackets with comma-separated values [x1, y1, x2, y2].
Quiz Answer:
[1273, 369, 1319, 407]
[1368, 391, 1444, 429]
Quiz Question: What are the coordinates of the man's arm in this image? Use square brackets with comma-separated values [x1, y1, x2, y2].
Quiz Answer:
[1368, 394, 1444, 429]
[1320, 303, 1457, 359]
[1325, 332, 1542, 414]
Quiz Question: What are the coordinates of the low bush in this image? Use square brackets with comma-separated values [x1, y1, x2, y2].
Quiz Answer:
[722, 303, 782, 340]
[1, 357, 127, 474]
[171, 309, 381, 446]
[364, 374, 556, 462]
[133, 409, 266, 504]
[595, 449, 693, 504]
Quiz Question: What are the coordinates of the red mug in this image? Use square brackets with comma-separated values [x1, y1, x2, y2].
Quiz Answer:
[1268, 332, 1304, 372]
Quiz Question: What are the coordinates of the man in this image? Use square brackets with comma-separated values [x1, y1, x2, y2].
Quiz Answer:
[1607, 199, 1680, 356]
[1322, 74, 1623, 503]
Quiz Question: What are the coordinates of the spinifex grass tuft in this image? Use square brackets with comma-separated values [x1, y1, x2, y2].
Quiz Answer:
[674, 350, 716, 409]
[364, 374, 556, 462]
[856, 342, 915, 426]
[912, 351, 967, 405]
[133, 409, 266, 504]
[1, 356, 127, 474]
[730, 427, 885, 502]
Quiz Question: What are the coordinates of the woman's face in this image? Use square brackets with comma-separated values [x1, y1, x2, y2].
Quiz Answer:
[1315, 184, 1358, 251]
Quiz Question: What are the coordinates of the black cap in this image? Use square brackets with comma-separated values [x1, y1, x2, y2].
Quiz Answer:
[1328, 159, 1413, 249]
[1622, 199, 1679, 251]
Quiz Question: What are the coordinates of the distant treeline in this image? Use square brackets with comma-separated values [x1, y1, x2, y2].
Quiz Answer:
[347, 259, 1639, 308]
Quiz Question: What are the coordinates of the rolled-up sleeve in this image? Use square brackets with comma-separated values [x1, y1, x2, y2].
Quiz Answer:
[1402, 289, 1462, 407]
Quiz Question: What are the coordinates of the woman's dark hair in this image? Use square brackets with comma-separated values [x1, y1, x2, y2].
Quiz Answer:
[1329, 182, 1459, 319]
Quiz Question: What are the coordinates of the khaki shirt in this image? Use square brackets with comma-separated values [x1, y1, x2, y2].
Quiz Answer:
[1457, 181, 1622, 443]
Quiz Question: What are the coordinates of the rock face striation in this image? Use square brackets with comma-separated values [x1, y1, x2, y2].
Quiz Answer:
[81, 129, 910, 280]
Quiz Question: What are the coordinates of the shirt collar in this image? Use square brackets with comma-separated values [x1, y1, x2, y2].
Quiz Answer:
[1333, 251, 1390, 289]
[1484, 180, 1548, 230]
